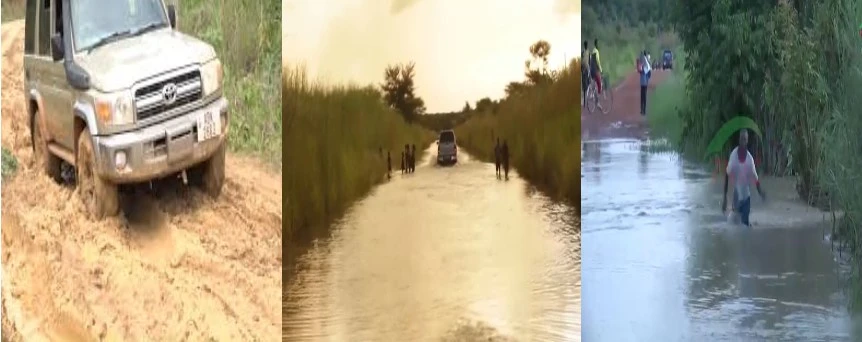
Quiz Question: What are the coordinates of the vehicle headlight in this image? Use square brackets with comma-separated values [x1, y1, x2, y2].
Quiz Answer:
[94, 92, 134, 126]
[201, 59, 223, 96]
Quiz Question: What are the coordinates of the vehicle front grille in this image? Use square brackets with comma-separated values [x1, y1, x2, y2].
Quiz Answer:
[134, 70, 202, 121]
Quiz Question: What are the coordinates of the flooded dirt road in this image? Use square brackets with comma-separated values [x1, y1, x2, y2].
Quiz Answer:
[1, 20, 282, 341]
[284, 149, 580, 341]
[581, 138, 862, 341]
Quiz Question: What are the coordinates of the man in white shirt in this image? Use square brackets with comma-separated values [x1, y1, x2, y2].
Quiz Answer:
[721, 129, 767, 226]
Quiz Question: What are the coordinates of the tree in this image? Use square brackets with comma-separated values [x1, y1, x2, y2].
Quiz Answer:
[462, 101, 472, 113]
[381, 62, 426, 122]
[505, 81, 529, 98]
[528, 40, 552, 75]
[475, 97, 494, 113]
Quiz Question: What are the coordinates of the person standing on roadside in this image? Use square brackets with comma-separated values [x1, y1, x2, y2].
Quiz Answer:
[502, 140, 510, 180]
[387, 150, 392, 178]
[639, 50, 652, 116]
[494, 138, 502, 178]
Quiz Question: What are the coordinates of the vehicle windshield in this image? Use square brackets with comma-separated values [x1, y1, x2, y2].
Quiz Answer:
[439, 131, 455, 143]
[664, 51, 672, 57]
[72, 0, 168, 52]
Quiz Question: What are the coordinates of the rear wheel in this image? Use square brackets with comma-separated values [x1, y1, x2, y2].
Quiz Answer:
[76, 130, 119, 219]
[31, 112, 61, 181]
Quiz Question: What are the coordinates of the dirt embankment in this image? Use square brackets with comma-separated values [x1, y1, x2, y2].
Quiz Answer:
[581, 69, 670, 140]
[1, 20, 282, 341]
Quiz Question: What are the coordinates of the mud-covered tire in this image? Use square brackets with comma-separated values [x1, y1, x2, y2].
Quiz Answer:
[191, 140, 226, 198]
[31, 112, 61, 181]
[76, 130, 119, 219]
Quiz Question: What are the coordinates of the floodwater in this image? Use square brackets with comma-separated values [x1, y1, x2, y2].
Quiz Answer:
[284, 148, 581, 341]
[582, 138, 862, 342]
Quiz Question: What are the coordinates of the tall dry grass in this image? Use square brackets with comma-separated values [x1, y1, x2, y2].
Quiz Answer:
[283, 66, 433, 241]
[457, 59, 581, 211]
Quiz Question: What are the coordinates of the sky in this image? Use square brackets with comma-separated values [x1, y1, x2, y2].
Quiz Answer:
[284, 0, 580, 113]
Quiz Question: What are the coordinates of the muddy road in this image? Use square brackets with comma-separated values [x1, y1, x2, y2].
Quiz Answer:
[1, 21, 282, 341]
[581, 70, 670, 140]
[581, 70, 861, 340]
[284, 149, 580, 341]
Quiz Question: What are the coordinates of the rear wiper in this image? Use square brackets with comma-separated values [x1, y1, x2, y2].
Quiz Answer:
[132, 22, 166, 37]
[87, 30, 132, 52]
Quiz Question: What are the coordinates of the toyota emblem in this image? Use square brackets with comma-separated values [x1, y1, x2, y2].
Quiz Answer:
[162, 83, 178, 105]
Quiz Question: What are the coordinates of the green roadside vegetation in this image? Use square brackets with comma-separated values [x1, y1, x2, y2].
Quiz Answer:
[178, 0, 282, 165]
[284, 66, 433, 242]
[644, 53, 686, 150]
[1, 147, 18, 180]
[626, 0, 862, 309]
[455, 42, 580, 211]
[583, 0, 678, 87]
[1, 0, 25, 23]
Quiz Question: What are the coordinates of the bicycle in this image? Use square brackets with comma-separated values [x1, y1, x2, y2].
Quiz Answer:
[585, 74, 613, 115]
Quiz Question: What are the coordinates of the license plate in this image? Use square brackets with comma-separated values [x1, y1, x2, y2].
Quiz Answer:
[197, 110, 221, 142]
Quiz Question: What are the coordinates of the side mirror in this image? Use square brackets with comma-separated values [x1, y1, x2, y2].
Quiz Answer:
[51, 34, 64, 61]
[167, 4, 177, 29]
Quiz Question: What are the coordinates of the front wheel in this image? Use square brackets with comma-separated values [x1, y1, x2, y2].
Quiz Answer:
[599, 76, 613, 114]
[77, 130, 119, 219]
[190, 140, 226, 198]
[586, 83, 598, 114]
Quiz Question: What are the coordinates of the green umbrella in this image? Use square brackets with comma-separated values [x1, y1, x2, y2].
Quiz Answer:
[705, 116, 763, 160]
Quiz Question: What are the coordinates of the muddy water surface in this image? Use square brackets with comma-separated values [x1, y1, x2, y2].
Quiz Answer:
[582, 138, 862, 341]
[284, 150, 580, 341]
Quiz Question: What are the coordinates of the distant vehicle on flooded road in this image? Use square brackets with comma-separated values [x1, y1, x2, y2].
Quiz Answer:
[437, 130, 458, 165]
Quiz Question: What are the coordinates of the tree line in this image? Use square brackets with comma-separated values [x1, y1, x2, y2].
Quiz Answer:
[382, 39, 559, 130]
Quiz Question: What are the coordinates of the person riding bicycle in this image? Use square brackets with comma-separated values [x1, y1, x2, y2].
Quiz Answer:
[589, 39, 604, 109]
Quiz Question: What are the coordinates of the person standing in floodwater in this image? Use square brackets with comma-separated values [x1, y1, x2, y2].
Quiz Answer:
[411, 144, 417, 172]
[387, 150, 392, 178]
[405, 144, 412, 174]
[401, 145, 407, 174]
[494, 138, 502, 178]
[722, 129, 767, 226]
[502, 140, 510, 180]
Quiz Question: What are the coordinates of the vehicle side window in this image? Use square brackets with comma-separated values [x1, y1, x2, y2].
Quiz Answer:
[36, 0, 50, 56]
[24, 0, 37, 54]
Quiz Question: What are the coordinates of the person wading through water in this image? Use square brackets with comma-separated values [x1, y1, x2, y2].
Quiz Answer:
[494, 138, 502, 178]
[721, 129, 767, 226]
[502, 139, 510, 180]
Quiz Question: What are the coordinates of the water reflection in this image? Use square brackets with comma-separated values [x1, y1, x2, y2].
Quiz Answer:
[582, 139, 859, 341]
[284, 149, 580, 341]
